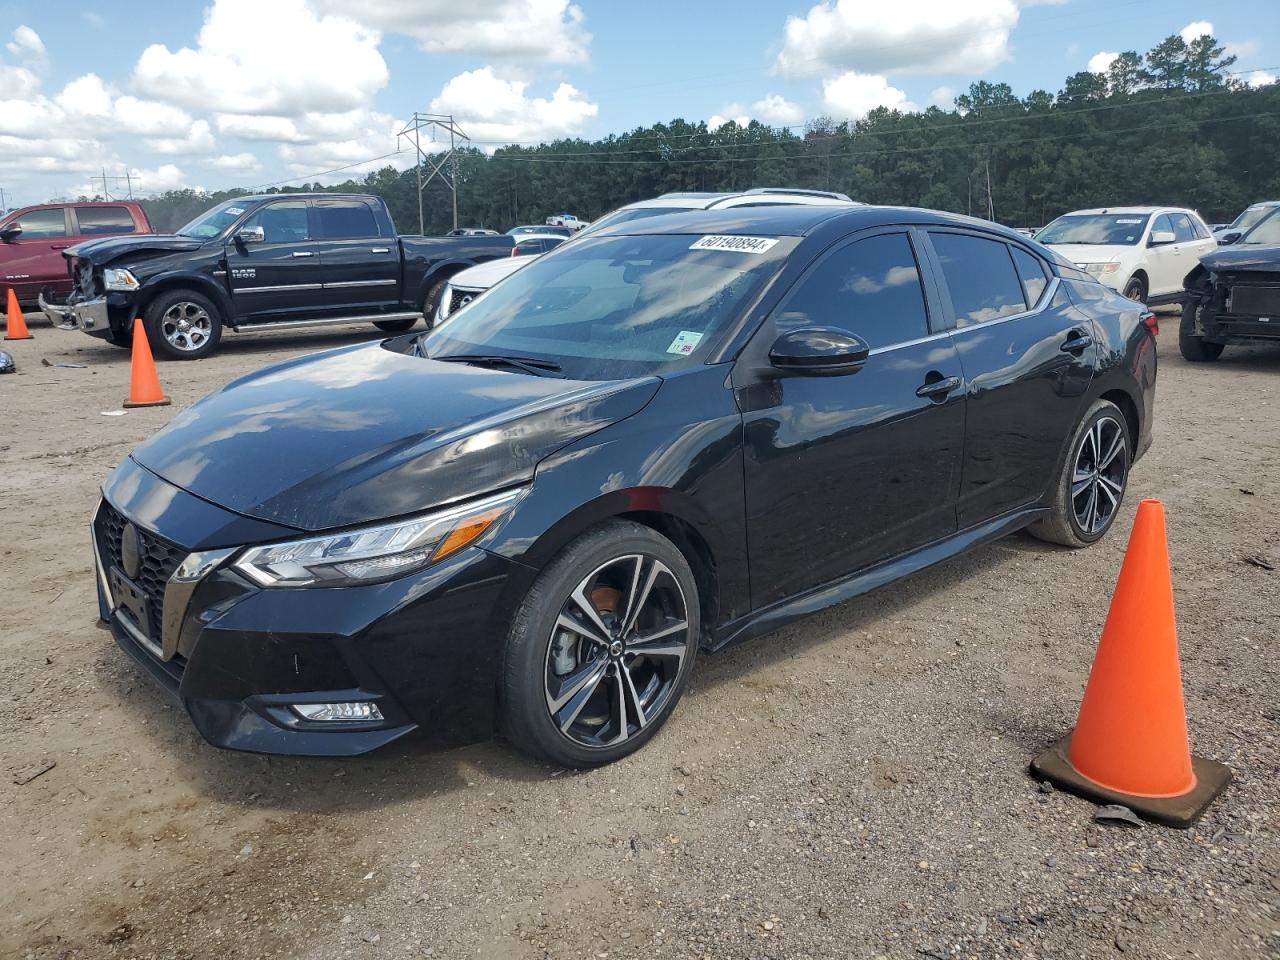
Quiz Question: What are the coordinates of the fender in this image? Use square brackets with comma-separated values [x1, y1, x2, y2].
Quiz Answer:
[413, 258, 482, 308]
[136, 270, 235, 322]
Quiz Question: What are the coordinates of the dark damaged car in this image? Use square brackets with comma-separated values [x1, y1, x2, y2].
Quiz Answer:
[1180, 207, 1280, 361]
[94, 205, 1156, 766]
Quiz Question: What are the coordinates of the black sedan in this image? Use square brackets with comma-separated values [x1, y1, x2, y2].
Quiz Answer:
[94, 206, 1157, 766]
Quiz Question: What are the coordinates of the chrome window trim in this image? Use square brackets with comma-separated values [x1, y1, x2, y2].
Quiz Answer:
[866, 329, 953, 356]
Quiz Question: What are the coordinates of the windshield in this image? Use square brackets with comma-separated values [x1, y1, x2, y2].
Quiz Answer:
[1241, 209, 1280, 245]
[420, 232, 795, 380]
[1036, 213, 1151, 246]
[1232, 205, 1278, 233]
[176, 199, 253, 238]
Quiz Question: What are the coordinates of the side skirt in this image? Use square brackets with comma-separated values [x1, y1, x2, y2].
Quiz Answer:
[706, 507, 1049, 653]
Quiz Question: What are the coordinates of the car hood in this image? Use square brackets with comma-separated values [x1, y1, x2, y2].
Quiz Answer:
[1199, 245, 1280, 274]
[66, 233, 207, 264]
[452, 255, 535, 289]
[1038, 243, 1130, 264]
[130, 341, 661, 531]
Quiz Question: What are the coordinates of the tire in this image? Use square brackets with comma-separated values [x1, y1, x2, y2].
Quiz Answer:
[502, 520, 700, 767]
[1122, 274, 1148, 304]
[1178, 301, 1225, 362]
[143, 289, 222, 361]
[373, 316, 419, 333]
[103, 325, 132, 349]
[420, 279, 449, 321]
[1028, 399, 1132, 548]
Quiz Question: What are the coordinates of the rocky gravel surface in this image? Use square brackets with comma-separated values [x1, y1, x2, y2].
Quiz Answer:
[1, 314, 1276, 959]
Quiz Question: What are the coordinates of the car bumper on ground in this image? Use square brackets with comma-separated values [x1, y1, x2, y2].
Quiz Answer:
[94, 458, 519, 756]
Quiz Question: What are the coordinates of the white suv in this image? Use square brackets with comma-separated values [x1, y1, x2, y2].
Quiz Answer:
[436, 188, 858, 325]
[1035, 206, 1216, 304]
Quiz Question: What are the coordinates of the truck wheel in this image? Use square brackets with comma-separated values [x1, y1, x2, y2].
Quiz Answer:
[1178, 302, 1224, 362]
[421, 279, 449, 321]
[143, 290, 223, 361]
[1122, 275, 1147, 304]
[373, 316, 419, 333]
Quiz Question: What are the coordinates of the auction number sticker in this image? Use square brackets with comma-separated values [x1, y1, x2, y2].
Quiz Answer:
[667, 330, 705, 355]
[690, 235, 779, 254]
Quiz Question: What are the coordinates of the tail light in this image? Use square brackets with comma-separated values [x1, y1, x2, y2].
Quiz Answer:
[1142, 311, 1159, 335]
[511, 246, 519, 257]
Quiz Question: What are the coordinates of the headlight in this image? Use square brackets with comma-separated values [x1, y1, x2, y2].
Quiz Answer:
[103, 268, 140, 292]
[1083, 263, 1120, 279]
[234, 487, 524, 588]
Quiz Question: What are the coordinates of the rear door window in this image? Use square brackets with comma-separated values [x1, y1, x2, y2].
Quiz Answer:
[1170, 214, 1198, 243]
[74, 206, 135, 236]
[774, 232, 930, 349]
[314, 201, 380, 240]
[15, 208, 68, 238]
[929, 232, 1027, 326]
[1010, 247, 1050, 307]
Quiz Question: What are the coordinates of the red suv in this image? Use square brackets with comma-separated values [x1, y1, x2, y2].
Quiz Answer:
[1, 201, 152, 308]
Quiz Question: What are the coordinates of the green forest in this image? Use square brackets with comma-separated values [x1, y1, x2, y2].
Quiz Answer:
[136, 32, 1278, 235]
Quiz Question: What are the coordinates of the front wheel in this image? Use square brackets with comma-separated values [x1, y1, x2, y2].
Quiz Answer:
[1028, 399, 1131, 548]
[1178, 301, 1224, 362]
[502, 521, 699, 767]
[143, 289, 223, 360]
[1122, 275, 1148, 304]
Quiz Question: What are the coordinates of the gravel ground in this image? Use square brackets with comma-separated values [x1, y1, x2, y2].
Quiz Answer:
[1, 311, 1277, 960]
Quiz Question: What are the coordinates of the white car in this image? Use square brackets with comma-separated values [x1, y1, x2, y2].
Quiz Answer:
[1035, 206, 1216, 304]
[1213, 201, 1279, 242]
[437, 188, 860, 325]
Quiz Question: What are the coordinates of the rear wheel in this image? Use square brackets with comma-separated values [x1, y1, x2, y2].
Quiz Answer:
[1122, 274, 1148, 304]
[1029, 399, 1131, 547]
[420, 279, 449, 323]
[502, 521, 699, 767]
[1178, 301, 1224, 362]
[373, 316, 419, 333]
[143, 289, 222, 360]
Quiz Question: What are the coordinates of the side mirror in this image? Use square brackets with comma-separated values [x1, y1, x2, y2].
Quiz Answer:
[1148, 230, 1176, 246]
[1219, 231, 1242, 245]
[236, 225, 264, 245]
[769, 326, 870, 377]
[0, 224, 21, 243]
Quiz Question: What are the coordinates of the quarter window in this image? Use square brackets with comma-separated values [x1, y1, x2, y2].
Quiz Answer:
[930, 232, 1027, 326]
[75, 206, 135, 236]
[1011, 247, 1050, 307]
[241, 201, 310, 243]
[775, 233, 929, 349]
[314, 201, 380, 240]
[14, 208, 67, 238]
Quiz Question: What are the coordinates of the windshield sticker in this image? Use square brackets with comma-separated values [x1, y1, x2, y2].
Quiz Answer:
[667, 330, 705, 355]
[226, 207, 245, 216]
[690, 235, 779, 254]
[1115, 218, 1142, 224]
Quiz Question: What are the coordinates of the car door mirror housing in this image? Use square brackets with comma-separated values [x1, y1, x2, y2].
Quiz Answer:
[768, 326, 870, 377]
[1148, 230, 1176, 246]
[236, 225, 265, 245]
[1219, 231, 1242, 245]
[0, 225, 21, 243]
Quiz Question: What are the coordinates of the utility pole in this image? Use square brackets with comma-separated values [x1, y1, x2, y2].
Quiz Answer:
[91, 168, 136, 200]
[985, 159, 995, 221]
[397, 113, 469, 233]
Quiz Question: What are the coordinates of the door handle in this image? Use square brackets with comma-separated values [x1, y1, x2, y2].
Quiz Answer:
[51, 244, 70, 250]
[916, 375, 962, 399]
[292, 251, 315, 258]
[1060, 331, 1093, 353]
[371, 247, 390, 253]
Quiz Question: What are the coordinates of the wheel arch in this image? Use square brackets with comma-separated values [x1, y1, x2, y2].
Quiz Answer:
[1098, 387, 1139, 448]
[137, 273, 232, 323]
[414, 259, 480, 310]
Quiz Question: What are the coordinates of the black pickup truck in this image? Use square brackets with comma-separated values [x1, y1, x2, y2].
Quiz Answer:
[53, 193, 515, 359]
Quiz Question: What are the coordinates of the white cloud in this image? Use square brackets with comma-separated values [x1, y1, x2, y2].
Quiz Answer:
[133, 0, 388, 116]
[7, 25, 45, 62]
[1179, 21, 1213, 44]
[128, 164, 193, 192]
[709, 103, 750, 128]
[775, 0, 1020, 77]
[1224, 39, 1259, 59]
[428, 67, 597, 149]
[275, 110, 413, 181]
[752, 94, 804, 125]
[1242, 70, 1277, 88]
[315, 0, 591, 64]
[1087, 51, 1119, 74]
[929, 85, 955, 108]
[209, 153, 263, 172]
[147, 119, 217, 155]
[823, 72, 918, 119]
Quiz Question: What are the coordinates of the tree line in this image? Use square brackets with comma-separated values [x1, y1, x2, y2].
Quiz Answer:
[135, 32, 1278, 234]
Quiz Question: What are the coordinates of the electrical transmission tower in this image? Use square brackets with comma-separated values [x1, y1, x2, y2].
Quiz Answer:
[397, 113, 469, 233]
[90, 168, 136, 200]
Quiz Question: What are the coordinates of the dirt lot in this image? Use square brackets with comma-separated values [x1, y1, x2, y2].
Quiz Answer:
[1, 312, 1277, 960]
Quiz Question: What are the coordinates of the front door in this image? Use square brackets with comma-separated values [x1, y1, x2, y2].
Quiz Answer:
[312, 198, 400, 315]
[1144, 213, 1189, 299]
[739, 230, 966, 608]
[225, 199, 324, 322]
[924, 230, 1095, 526]
[0, 206, 72, 302]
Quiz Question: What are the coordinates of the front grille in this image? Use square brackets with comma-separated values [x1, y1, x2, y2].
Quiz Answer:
[97, 501, 185, 640]
[448, 286, 481, 315]
[73, 257, 102, 298]
[1229, 284, 1280, 318]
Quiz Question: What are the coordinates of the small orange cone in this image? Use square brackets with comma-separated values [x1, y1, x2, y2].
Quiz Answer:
[4, 288, 33, 340]
[123, 318, 170, 408]
[1031, 500, 1230, 827]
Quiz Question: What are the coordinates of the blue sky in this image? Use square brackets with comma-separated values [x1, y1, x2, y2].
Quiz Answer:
[0, 0, 1275, 206]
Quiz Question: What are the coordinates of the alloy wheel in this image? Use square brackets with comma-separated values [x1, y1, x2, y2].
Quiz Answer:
[1071, 415, 1127, 535]
[161, 301, 213, 353]
[543, 554, 691, 749]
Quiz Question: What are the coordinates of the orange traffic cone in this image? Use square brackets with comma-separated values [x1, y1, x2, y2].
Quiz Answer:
[123, 318, 170, 408]
[1031, 500, 1230, 827]
[4, 288, 33, 340]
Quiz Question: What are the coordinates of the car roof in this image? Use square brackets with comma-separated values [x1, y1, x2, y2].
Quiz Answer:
[223, 192, 377, 204]
[586, 204, 1035, 241]
[1064, 206, 1195, 216]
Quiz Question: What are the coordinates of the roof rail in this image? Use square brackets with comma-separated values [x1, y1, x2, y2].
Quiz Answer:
[743, 187, 853, 202]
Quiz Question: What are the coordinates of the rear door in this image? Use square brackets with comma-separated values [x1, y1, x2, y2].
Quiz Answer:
[1, 206, 72, 302]
[313, 198, 400, 314]
[739, 229, 966, 606]
[925, 230, 1095, 526]
[225, 199, 324, 322]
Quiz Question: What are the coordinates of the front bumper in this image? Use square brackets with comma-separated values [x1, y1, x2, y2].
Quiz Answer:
[65, 291, 140, 340]
[95, 459, 519, 756]
[37, 291, 76, 329]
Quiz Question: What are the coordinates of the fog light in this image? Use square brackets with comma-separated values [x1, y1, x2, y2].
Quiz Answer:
[292, 701, 384, 722]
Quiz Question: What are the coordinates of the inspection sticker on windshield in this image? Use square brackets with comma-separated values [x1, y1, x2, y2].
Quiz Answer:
[667, 330, 705, 355]
[690, 235, 779, 254]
